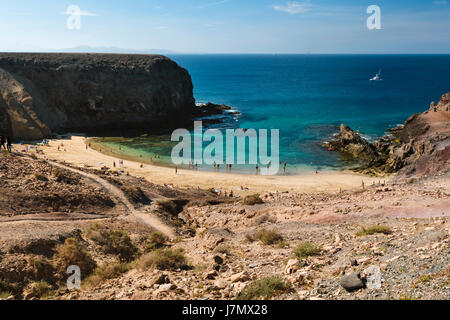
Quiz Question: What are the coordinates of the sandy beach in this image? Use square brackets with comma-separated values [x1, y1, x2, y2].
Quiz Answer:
[21, 135, 383, 195]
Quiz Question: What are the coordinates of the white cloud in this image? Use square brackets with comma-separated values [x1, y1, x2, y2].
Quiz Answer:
[433, 0, 448, 5]
[272, 1, 311, 15]
[156, 26, 169, 30]
[62, 6, 98, 17]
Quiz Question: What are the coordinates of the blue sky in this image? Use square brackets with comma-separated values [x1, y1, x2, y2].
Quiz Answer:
[0, 0, 449, 53]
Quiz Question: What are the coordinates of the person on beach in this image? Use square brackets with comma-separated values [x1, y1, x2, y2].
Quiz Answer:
[283, 162, 287, 175]
[0, 136, 5, 151]
[255, 164, 259, 175]
[113, 162, 116, 168]
[175, 167, 178, 175]
[6, 137, 12, 153]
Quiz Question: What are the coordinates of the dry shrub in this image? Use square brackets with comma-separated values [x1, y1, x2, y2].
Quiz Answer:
[84, 224, 137, 262]
[85, 263, 130, 288]
[33, 173, 48, 182]
[52, 168, 77, 184]
[356, 225, 392, 237]
[137, 248, 188, 271]
[253, 215, 277, 226]
[26, 255, 55, 282]
[243, 194, 264, 206]
[0, 279, 18, 298]
[249, 229, 284, 245]
[29, 281, 53, 298]
[120, 186, 150, 204]
[146, 232, 168, 252]
[156, 199, 188, 215]
[55, 238, 96, 276]
[293, 241, 322, 259]
[237, 276, 291, 300]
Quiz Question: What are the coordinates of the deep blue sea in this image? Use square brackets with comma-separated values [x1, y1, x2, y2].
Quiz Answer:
[99, 54, 450, 174]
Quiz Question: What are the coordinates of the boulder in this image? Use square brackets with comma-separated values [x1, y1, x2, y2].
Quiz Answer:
[229, 271, 250, 283]
[361, 265, 382, 290]
[285, 259, 301, 274]
[340, 272, 364, 292]
[324, 124, 380, 163]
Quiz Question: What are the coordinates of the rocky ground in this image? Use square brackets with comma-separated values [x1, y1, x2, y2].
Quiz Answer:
[0, 149, 448, 300]
[0, 154, 116, 218]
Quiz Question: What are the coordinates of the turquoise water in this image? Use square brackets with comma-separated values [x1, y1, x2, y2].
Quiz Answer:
[99, 54, 450, 174]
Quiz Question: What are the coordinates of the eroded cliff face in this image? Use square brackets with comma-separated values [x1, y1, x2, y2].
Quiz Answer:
[0, 53, 195, 140]
[324, 92, 450, 178]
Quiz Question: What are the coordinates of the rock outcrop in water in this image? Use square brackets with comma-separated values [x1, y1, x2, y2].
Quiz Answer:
[324, 92, 450, 178]
[0, 53, 195, 140]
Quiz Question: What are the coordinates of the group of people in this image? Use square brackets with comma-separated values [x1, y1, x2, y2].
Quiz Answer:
[0, 136, 12, 152]
[114, 159, 124, 168]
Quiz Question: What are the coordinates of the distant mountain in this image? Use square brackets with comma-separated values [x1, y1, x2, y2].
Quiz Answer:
[57, 46, 176, 55]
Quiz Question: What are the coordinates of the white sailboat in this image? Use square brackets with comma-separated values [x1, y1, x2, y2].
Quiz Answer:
[370, 69, 383, 82]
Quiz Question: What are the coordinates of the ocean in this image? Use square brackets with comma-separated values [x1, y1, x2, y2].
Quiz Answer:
[96, 54, 450, 174]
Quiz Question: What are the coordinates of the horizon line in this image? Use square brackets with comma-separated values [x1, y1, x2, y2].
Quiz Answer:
[1, 51, 450, 55]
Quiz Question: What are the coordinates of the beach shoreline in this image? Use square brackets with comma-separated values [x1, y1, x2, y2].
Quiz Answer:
[26, 135, 385, 195]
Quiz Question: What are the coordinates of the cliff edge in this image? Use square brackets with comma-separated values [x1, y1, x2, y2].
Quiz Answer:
[324, 92, 450, 179]
[0, 53, 195, 140]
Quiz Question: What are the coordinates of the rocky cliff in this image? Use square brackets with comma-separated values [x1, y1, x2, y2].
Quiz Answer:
[324, 92, 450, 178]
[0, 53, 195, 140]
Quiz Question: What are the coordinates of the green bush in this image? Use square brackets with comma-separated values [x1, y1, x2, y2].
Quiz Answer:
[293, 242, 322, 259]
[356, 225, 392, 237]
[84, 224, 137, 262]
[146, 232, 168, 252]
[103, 230, 137, 262]
[137, 248, 187, 271]
[237, 276, 291, 300]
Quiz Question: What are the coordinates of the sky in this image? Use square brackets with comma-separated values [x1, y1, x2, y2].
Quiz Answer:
[0, 0, 449, 54]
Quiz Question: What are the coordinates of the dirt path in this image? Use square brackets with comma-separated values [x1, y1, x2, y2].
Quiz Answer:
[47, 161, 176, 239]
[1, 155, 176, 238]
